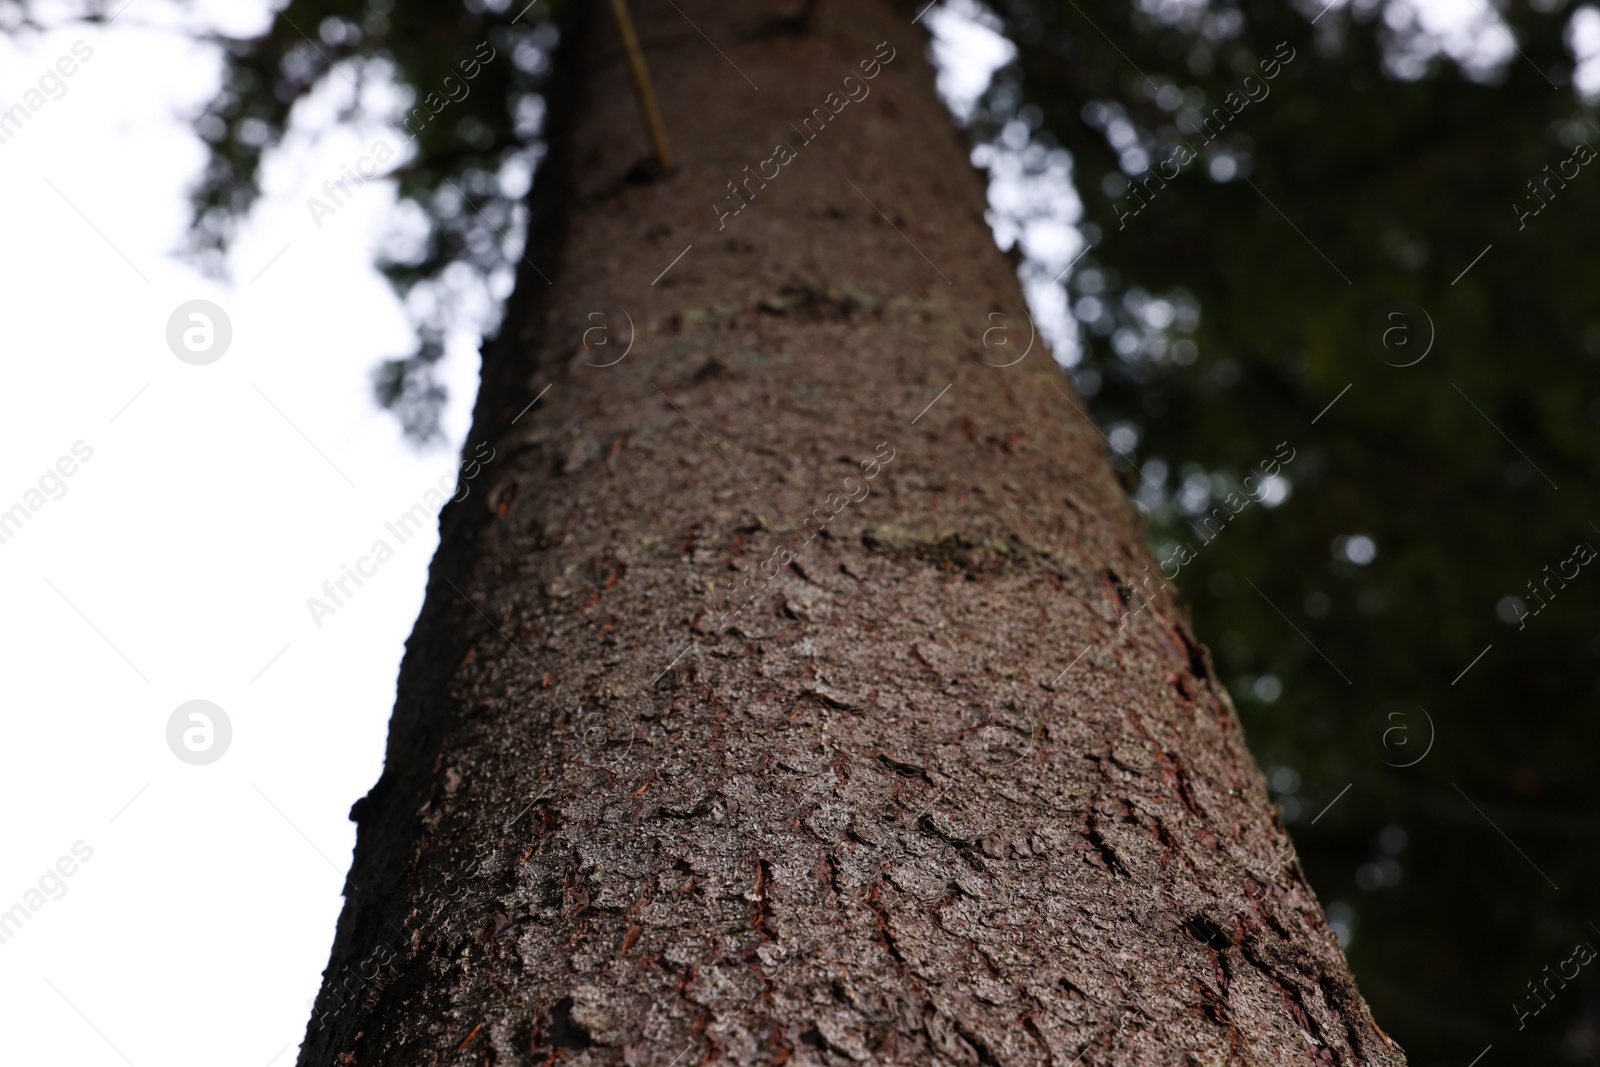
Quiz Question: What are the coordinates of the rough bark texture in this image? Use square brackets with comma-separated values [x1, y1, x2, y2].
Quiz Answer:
[299, 2, 1405, 1064]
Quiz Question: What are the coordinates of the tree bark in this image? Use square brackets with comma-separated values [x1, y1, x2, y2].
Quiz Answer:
[299, 2, 1404, 1064]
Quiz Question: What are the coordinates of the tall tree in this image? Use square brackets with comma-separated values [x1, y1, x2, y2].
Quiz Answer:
[296, 2, 1401, 1063]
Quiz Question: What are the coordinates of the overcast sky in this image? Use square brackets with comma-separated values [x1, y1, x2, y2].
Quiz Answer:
[0, 3, 482, 1063]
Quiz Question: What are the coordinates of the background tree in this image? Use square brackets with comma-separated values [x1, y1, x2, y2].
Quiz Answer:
[185, 0, 563, 440]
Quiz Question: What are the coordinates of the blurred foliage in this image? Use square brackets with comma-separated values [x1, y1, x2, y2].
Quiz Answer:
[968, 0, 1600, 1057]
[189, 0, 563, 442]
[20, 0, 567, 441]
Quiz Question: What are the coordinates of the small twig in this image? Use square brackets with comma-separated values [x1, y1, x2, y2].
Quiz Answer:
[608, 0, 674, 173]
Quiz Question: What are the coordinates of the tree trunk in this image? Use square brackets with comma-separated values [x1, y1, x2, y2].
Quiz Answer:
[299, 2, 1403, 1064]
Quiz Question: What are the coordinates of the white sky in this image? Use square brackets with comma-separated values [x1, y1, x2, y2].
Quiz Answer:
[0, 1, 1584, 1063]
[0, 4, 480, 1064]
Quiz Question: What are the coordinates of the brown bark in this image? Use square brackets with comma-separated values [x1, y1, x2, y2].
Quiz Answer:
[299, 2, 1404, 1064]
